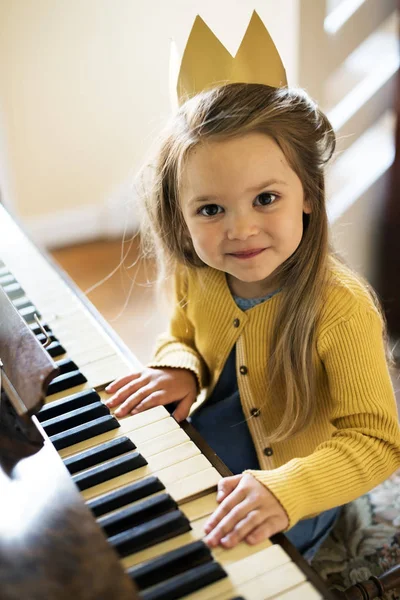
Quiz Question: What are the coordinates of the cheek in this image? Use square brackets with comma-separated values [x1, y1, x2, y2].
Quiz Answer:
[189, 223, 219, 249]
[273, 212, 304, 247]
[186, 224, 213, 259]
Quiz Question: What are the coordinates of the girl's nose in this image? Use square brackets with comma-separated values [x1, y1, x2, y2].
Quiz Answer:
[226, 214, 260, 241]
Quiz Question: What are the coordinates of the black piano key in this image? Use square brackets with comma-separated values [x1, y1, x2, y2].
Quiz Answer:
[28, 322, 65, 357]
[50, 414, 119, 450]
[37, 389, 101, 421]
[64, 436, 136, 475]
[87, 476, 165, 518]
[46, 369, 87, 396]
[0, 273, 16, 286]
[36, 332, 57, 344]
[127, 540, 213, 590]
[141, 561, 227, 600]
[45, 341, 66, 358]
[19, 304, 41, 322]
[54, 358, 80, 375]
[41, 401, 110, 436]
[108, 510, 191, 558]
[30, 322, 51, 335]
[73, 451, 147, 491]
[3, 282, 24, 300]
[99, 493, 177, 538]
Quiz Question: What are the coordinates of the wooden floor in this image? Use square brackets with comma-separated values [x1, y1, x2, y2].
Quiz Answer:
[51, 237, 169, 365]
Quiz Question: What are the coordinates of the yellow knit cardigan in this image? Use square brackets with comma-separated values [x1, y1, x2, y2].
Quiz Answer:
[148, 262, 400, 529]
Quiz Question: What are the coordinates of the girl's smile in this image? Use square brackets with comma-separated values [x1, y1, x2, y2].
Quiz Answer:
[228, 247, 267, 259]
[180, 132, 311, 298]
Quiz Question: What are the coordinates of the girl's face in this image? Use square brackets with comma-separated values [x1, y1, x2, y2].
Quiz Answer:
[180, 132, 311, 298]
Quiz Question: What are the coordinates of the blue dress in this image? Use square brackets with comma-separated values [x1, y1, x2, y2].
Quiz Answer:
[189, 290, 341, 561]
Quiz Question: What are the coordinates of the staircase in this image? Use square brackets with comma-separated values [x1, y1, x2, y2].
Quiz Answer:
[298, 0, 399, 285]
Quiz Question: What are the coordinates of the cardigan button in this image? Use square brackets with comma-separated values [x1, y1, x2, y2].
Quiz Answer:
[263, 447, 273, 457]
[233, 318, 240, 328]
[239, 365, 248, 375]
[250, 407, 261, 417]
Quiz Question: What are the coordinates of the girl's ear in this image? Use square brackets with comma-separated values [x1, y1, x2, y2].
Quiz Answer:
[303, 197, 312, 214]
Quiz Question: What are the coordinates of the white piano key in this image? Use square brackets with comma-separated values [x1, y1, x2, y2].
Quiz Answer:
[121, 502, 276, 570]
[82, 453, 219, 502]
[269, 581, 323, 599]
[77, 353, 132, 389]
[167, 468, 220, 504]
[136, 428, 193, 461]
[80, 440, 200, 493]
[179, 552, 306, 600]
[45, 381, 100, 403]
[58, 408, 177, 459]
[123, 530, 295, 600]
[180, 492, 219, 521]
[69, 429, 195, 480]
[227, 561, 307, 600]
[46, 351, 133, 394]
[121, 516, 211, 569]
[89, 465, 220, 529]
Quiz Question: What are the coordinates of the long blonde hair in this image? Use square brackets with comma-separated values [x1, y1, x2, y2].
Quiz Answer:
[140, 83, 345, 441]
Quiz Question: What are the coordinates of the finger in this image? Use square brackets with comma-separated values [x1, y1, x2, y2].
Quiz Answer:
[245, 517, 283, 545]
[203, 484, 247, 535]
[205, 501, 256, 548]
[106, 376, 150, 410]
[113, 383, 155, 417]
[216, 475, 242, 503]
[172, 395, 194, 422]
[104, 373, 141, 394]
[220, 510, 266, 548]
[204, 476, 242, 534]
[128, 391, 169, 415]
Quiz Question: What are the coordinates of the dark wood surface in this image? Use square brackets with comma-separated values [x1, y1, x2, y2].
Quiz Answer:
[377, 9, 400, 341]
[0, 401, 138, 600]
[0, 284, 59, 416]
[335, 564, 400, 599]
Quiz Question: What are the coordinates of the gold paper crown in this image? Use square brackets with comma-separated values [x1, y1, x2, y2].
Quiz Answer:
[171, 11, 287, 107]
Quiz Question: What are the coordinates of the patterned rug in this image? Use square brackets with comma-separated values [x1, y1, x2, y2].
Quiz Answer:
[311, 470, 400, 599]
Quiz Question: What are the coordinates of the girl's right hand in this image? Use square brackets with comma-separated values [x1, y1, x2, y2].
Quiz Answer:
[104, 367, 198, 422]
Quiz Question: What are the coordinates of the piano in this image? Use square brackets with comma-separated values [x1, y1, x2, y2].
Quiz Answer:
[0, 203, 339, 600]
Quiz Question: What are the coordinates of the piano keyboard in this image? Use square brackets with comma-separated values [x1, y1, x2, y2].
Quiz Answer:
[0, 205, 334, 600]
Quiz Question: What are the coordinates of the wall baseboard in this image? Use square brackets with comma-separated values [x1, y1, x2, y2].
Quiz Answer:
[24, 199, 140, 249]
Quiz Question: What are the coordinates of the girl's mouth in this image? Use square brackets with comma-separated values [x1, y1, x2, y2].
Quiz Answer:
[229, 248, 266, 259]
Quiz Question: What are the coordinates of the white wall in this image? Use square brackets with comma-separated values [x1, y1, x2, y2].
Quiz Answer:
[0, 0, 299, 244]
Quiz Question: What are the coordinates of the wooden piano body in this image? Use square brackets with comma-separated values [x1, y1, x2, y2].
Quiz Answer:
[0, 204, 338, 600]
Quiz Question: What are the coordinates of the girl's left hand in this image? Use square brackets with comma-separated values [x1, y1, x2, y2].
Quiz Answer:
[204, 473, 289, 548]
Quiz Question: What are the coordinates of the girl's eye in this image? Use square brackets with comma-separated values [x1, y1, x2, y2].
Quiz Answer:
[198, 204, 223, 217]
[255, 192, 278, 206]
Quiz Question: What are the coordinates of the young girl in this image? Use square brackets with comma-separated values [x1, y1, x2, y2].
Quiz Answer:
[105, 83, 400, 561]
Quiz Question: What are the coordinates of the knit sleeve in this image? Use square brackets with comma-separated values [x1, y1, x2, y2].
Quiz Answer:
[146, 267, 209, 392]
[246, 306, 400, 529]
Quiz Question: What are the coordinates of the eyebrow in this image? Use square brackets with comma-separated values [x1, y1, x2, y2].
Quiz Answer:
[189, 179, 288, 204]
